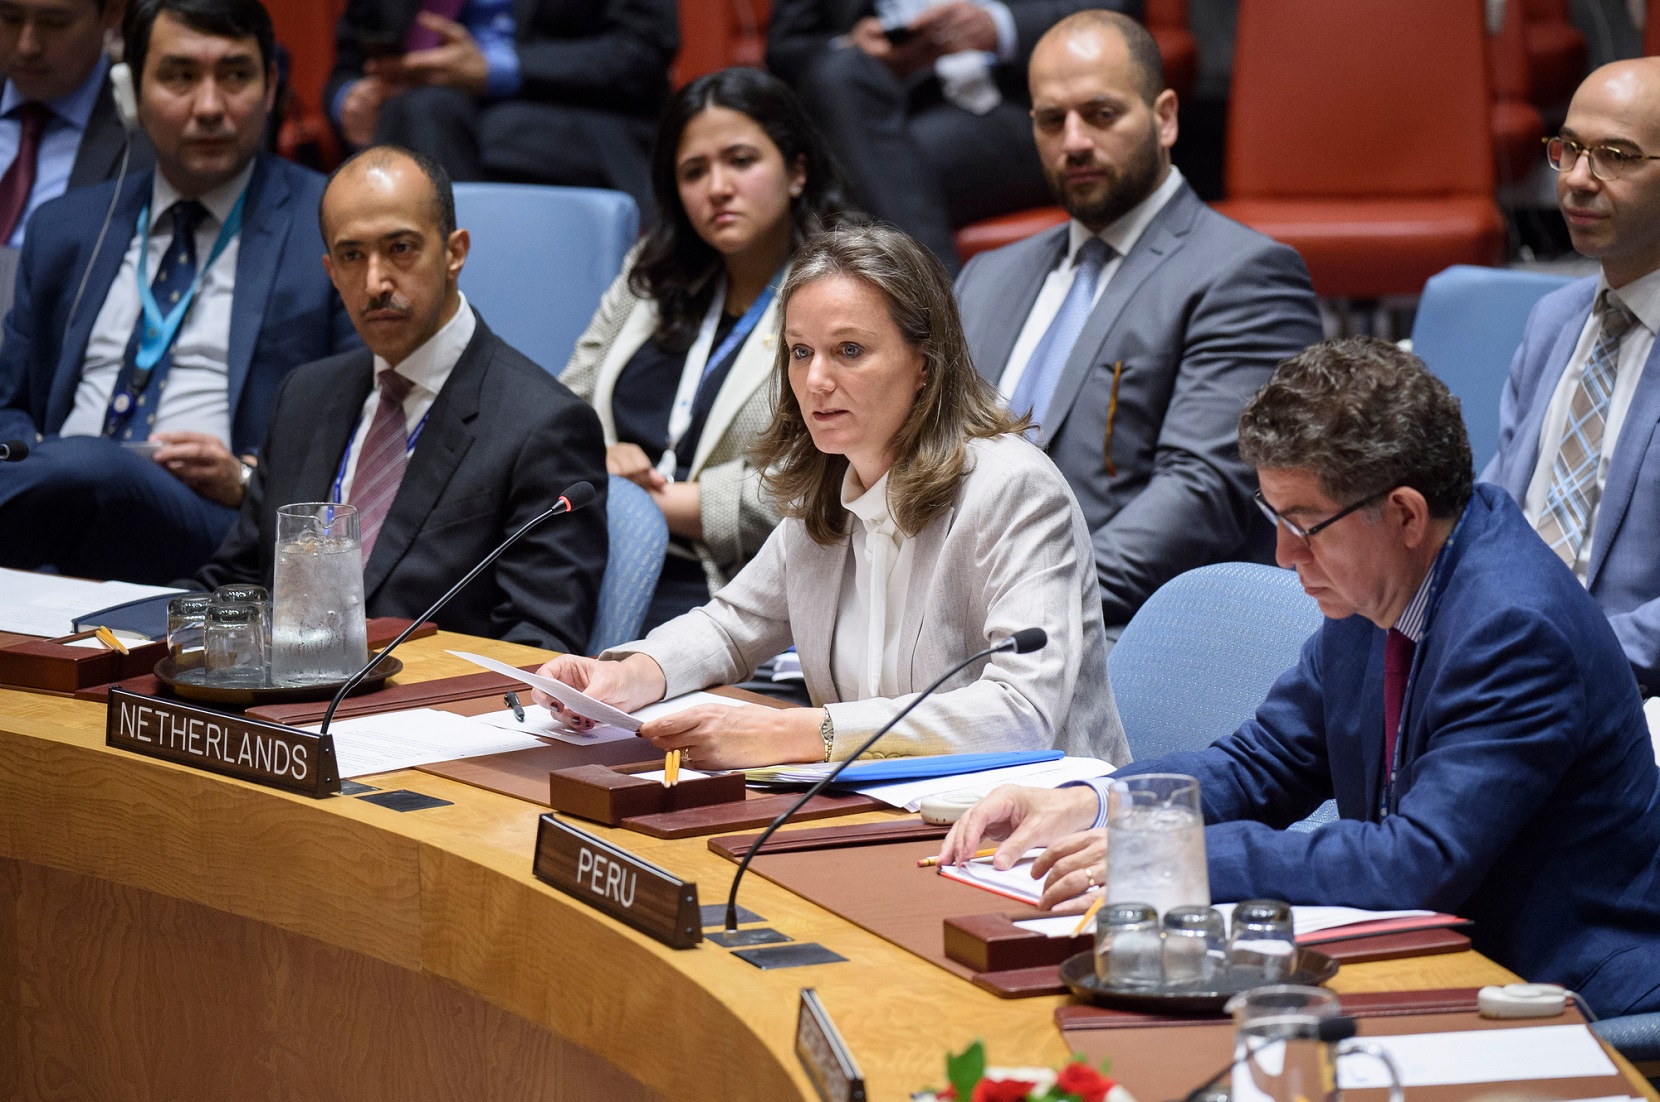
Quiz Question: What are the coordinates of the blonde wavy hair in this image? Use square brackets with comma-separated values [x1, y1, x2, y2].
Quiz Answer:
[752, 223, 1026, 546]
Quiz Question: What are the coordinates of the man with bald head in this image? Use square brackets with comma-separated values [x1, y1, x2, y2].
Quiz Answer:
[190, 144, 607, 652]
[1485, 59, 1660, 696]
[955, 11, 1322, 637]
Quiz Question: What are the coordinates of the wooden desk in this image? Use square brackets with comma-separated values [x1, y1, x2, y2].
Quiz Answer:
[0, 633, 1649, 1100]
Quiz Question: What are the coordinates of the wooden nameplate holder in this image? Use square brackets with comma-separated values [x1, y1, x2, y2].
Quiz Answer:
[549, 763, 749, 825]
[0, 630, 167, 692]
[944, 912, 1091, 974]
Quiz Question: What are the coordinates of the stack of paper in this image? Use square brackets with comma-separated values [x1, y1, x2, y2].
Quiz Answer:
[0, 567, 182, 638]
[305, 708, 551, 778]
[471, 692, 750, 746]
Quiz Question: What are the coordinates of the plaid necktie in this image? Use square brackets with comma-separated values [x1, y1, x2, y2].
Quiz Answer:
[350, 369, 415, 561]
[1535, 292, 1639, 567]
[1009, 237, 1112, 431]
[105, 200, 208, 440]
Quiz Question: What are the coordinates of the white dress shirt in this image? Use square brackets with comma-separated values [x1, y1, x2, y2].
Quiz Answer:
[0, 56, 108, 248]
[335, 295, 475, 501]
[830, 466, 920, 702]
[1522, 266, 1660, 582]
[59, 161, 254, 443]
[998, 166, 1186, 398]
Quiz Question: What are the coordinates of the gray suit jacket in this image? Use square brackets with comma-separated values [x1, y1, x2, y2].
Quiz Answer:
[956, 181, 1323, 627]
[612, 434, 1129, 764]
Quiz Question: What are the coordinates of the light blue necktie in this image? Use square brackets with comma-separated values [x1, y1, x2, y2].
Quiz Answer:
[1010, 237, 1112, 431]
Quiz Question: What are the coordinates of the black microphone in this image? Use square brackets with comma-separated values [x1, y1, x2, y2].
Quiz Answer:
[316, 480, 597, 739]
[722, 626, 1049, 931]
[0, 440, 28, 462]
[1173, 1016, 1357, 1102]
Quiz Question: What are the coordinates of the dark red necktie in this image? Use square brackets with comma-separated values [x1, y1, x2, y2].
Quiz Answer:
[1382, 628, 1415, 778]
[406, 0, 469, 51]
[0, 103, 52, 242]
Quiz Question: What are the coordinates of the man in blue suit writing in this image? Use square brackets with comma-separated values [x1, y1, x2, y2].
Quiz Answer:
[0, 0, 356, 583]
[941, 338, 1660, 1018]
[1484, 59, 1660, 694]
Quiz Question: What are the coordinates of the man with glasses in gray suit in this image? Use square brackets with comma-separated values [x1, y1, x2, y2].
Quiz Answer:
[955, 10, 1321, 638]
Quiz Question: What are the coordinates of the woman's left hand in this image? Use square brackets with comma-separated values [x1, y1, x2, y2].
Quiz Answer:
[638, 704, 825, 770]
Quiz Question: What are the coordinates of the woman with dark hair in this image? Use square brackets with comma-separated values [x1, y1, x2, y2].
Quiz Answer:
[536, 224, 1127, 770]
[561, 67, 848, 630]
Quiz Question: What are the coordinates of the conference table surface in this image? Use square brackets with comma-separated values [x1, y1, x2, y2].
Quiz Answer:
[0, 631, 1652, 1101]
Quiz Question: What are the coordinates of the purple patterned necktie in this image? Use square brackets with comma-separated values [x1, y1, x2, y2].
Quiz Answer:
[350, 369, 415, 561]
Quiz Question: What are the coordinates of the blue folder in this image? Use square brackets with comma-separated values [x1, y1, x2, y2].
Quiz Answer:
[826, 749, 1064, 786]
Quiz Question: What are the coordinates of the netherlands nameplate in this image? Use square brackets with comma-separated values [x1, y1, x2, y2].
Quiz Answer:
[796, 988, 866, 1102]
[532, 814, 702, 949]
[105, 688, 341, 798]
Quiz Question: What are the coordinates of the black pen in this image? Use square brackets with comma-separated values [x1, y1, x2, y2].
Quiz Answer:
[504, 691, 527, 723]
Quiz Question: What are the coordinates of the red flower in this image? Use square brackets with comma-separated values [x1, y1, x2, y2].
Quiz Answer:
[1055, 1062, 1116, 1102]
[970, 1077, 1039, 1102]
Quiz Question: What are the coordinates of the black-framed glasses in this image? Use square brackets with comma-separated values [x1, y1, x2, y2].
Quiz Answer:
[1254, 487, 1389, 542]
[1544, 136, 1660, 182]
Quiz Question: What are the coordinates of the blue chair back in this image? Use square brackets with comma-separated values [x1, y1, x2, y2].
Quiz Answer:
[452, 183, 638, 375]
[588, 475, 668, 656]
[1109, 562, 1323, 760]
[1411, 265, 1575, 470]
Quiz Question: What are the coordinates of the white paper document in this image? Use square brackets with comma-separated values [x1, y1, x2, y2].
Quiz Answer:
[472, 690, 749, 745]
[858, 756, 1115, 812]
[938, 852, 1047, 905]
[305, 708, 548, 779]
[1335, 1023, 1617, 1088]
[0, 567, 181, 637]
[448, 649, 643, 729]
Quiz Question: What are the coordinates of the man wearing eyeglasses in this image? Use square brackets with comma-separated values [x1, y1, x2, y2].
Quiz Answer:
[1485, 59, 1660, 696]
[937, 337, 1660, 1019]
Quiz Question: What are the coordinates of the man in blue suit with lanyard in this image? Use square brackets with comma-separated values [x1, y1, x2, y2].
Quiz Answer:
[940, 338, 1660, 1018]
[0, 0, 355, 583]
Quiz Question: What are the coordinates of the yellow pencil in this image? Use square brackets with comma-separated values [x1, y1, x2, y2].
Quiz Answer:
[1071, 893, 1105, 937]
[93, 625, 129, 655]
[917, 846, 999, 868]
[663, 749, 680, 787]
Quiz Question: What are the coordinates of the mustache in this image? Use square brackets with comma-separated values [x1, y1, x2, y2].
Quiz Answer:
[360, 291, 412, 317]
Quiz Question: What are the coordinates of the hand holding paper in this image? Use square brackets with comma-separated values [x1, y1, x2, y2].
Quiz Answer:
[448, 650, 663, 730]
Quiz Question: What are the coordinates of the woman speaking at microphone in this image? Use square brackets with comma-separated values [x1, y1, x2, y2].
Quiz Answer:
[561, 67, 848, 631]
[535, 223, 1127, 770]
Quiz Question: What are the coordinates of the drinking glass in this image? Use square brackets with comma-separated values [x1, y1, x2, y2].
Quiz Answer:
[1095, 901, 1162, 987]
[1104, 773, 1208, 920]
[203, 603, 267, 686]
[271, 503, 367, 686]
[166, 594, 213, 671]
[1225, 985, 1404, 1102]
[1162, 904, 1226, 985]
[213, 583, 271, 652]
[1229, 898, 1296, 983]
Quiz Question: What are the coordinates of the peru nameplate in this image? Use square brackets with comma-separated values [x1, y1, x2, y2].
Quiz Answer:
[796, 989, 866, 1102]
[533, 814, 702, 949]
[105, 688, 341, 799]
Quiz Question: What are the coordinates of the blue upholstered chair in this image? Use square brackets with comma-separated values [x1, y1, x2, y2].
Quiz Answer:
[452, 183, 638, 376]
[1590, 1014, 1660, 1087]
[587, 476, 668, 657]
[1410, 264, 1575, 470]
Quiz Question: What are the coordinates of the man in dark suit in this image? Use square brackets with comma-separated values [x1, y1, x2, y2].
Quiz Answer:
[955, 11, 1321, 634]
[192, 145, 607, 653]
[942, 339, 1660, 1019]
[0, 0, 356, 583]
[0, 0, 155, 249]
[767, 0, 1136, 272]
[1483, 60, 1660, 694]
[324, 0, 676, 218]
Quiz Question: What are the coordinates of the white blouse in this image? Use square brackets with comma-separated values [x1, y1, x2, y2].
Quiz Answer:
[830, 467, 919, 701]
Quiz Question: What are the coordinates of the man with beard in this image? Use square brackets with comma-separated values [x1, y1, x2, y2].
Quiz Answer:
[189, 145, 607, 652]
[1483, 60, 1660, 697]
[956, 10, 1322, 637]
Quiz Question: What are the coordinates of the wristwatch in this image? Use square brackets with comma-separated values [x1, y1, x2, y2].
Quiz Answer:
[819, 711, 834, 763]
[237, 461, 254, 492]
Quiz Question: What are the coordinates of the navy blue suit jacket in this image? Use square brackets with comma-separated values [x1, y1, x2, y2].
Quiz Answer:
[1118, 485, 1660, 1016]
[0, 152, 357, 455]
[1482, 276, 1660, 693]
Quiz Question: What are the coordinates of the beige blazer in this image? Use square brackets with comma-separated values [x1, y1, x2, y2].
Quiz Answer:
[560, 256, 781, 591]
[611, 434, 1130, 764]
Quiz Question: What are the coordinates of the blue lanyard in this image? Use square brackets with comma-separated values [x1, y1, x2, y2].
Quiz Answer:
[133, 193, 246, 372]
[1377, 505, 1470, 820]
[702, 277, 777, 386]
[330, 402, 431, 503]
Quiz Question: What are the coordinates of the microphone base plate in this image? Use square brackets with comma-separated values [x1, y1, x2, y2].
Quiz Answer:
[708, 926, 791, 947]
